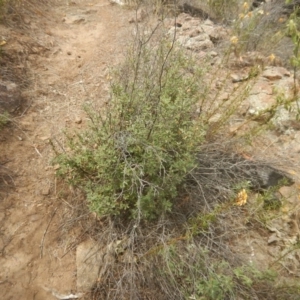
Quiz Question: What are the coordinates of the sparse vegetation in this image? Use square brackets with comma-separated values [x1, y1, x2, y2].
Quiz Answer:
[52, 3, 300, 298]
[2, 0, 300, 299]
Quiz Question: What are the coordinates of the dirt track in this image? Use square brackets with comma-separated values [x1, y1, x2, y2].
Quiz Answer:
[0, 1, 132, 298]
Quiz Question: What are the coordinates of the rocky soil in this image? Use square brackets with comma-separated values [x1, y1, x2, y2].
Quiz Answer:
[0, 1, 300, 299]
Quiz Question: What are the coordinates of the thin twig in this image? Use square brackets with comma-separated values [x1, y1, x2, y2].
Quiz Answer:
[40, 207, 58, 258]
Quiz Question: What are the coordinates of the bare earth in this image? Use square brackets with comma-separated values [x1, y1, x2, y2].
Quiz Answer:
[0, 1, 133, 299]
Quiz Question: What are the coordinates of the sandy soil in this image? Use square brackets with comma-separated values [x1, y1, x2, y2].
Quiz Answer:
[0, 1, 133, 298]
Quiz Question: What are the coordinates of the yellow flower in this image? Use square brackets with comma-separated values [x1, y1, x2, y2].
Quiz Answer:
[269, 53, 276, 62]
[230, 36, 239, 45]
[243, 2, 249, 10]
[235, 189, 247, 206]
[278, 17, 285, 23]
[281, 205, 289, 213]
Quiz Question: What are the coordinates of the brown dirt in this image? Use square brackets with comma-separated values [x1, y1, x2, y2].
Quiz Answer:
[0, 1, 134, 299]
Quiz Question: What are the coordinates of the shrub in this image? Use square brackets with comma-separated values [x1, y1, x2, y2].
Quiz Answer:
[54, 27, 206, 220]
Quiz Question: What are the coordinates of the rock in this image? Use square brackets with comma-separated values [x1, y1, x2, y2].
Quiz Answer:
[254, 166, 294, 189]
[209, 51, 218, 57]
[246, 94, 275, 114]
[268, 233, 280, 244]
[202, 24, 227, 43]
[41, 186, 50, 196]
[76, 240, 103, 291]
[23, 16, 31, 25]
[75, 117, 82, 124]
[186, 36, 213, 51]
[262, 67, 290, 81]
[250, 79, 272, 95]
[168, 13, 225, 53]
[110, 0, 124, 5]
[53, 164, 60, 170]
[63, 15, 86, 25]
[279, 185, 299, 204]
[208, 113, 221, 124]
[230, 74, 241, 83]
[39, 136, 50, 141]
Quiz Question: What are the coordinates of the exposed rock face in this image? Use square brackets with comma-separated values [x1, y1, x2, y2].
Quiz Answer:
[76, 240, 103, 292]
[168, 13, 227, 52]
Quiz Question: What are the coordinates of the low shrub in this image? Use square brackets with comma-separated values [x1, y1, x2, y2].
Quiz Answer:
[54, 28, 206, 220]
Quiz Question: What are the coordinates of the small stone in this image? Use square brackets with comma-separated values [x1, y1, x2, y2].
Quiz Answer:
[204, 19, 213, 25]
[249, 108, 258, 116]
[75, 117, 82, 124]
[73, 18, 85, 24]
[209, 51, 218, 57]
[67, 51, 72, 56]
[268, 233, 279, 244]
[40, 136, 50, 141]
[53, 164, 60, 170]
[41, 187, 50, 196]
[110, 0, 125, 5]
[231, 74, 241, 83]
[208, 113, 221, 124]
[23, 17, 31, 25]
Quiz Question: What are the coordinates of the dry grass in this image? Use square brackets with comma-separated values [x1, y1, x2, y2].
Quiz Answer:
[53, 139, 298, 299]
